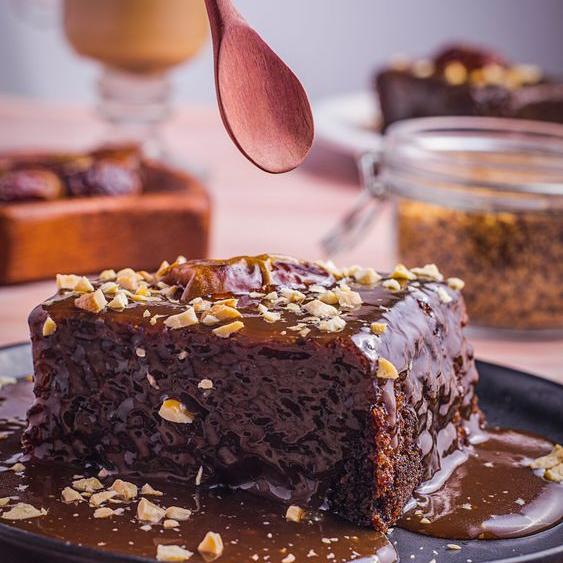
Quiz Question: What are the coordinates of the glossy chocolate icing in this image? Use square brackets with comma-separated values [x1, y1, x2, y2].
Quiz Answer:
[24, 256, 478, 530]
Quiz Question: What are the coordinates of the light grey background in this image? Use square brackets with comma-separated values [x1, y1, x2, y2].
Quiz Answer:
[1, 0, 562, 103]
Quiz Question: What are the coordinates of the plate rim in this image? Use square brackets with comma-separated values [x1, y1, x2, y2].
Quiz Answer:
[0, 342, 560, 563]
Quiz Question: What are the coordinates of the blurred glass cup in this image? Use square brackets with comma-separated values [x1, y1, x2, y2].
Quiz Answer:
[63, 0, 209, 158]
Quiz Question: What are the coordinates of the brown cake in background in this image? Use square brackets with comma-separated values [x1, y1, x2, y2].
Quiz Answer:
[375, 43, 563, 130]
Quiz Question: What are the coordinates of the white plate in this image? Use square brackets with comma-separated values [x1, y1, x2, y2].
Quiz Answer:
[314, 91, 383, 157]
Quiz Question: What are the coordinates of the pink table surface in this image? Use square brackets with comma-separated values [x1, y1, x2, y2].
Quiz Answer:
[0, 96, 561, 383]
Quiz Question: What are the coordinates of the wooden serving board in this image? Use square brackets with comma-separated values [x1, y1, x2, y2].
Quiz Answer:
[0, 160, 211, 284]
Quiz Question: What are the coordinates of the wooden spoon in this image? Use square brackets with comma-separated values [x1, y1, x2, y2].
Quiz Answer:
[204, 0, 314, 174]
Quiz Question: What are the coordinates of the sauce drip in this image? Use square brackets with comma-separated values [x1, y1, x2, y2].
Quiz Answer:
[399, 428, 563, 539]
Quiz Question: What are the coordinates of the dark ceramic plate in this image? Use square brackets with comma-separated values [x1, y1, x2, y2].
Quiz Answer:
[0, 343, 561, 563]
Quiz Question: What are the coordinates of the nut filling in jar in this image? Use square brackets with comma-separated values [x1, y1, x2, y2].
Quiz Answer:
[325, 117, 563, 331]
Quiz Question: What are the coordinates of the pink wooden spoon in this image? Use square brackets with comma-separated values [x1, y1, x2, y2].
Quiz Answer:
[204, 0, 314, 174]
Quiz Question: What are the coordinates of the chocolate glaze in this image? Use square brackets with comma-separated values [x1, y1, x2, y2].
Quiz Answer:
[24, 256, 478, 530]
[400, 426, 563, 540]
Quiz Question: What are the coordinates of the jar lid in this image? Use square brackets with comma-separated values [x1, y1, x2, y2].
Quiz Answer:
[381, 117, 563, 211]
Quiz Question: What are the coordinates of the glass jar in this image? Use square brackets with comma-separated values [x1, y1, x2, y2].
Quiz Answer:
[324, 117, 563, 331]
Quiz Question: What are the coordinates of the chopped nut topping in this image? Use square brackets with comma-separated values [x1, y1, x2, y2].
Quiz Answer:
[260, 307, 281, 323]
[308, 284, 327, 294]
[212, 321, 244, 338]
[10, 462, 25, 472]
[382, 279, 401, 292]
[191, 297, 212, 313]
[376, 358, 399, 380]
[195, 466, 204, 486]
[319, 291, 339, 305]
[108, 292, 128, 311]
[390, 264, 416, 280]
[155, 260, 171, 279]
[164, 308, 198, 330]
[411, 264, 443, 281]
[264, 291, 278, 301]
[198, 379, 214, 390]
[93, 507, 118, 519]
[202, 314, 220, 326]
[0, 498, 10, 507]
[281, 555, 296, 563]
[56, 274, 94, 292]
[74, 289, 107, 313]
[111, 479, 138, 500]
[285, 302, 302, 313]
[42, 316, 57, 337]
[100, 281, 119, 295]
[447, 544, 462, 551]
[136, 347, 146, 358]
[447, 277, 465, 291]
[165, 506, 192, 521]
[141, 483, 163, 496]
[249, 291, 265, 298]
[333, 287, 363, 309]
[116, 268, 140, 292]
[156, 544, 193, 562]
[419, 516, 431, 524]
[285, 505, 305, 523]
[203, 304, 241, 324]
[531, 444, 563, 483]
[371, 322, 387, 335]
[299, 327, 311, 337]
[137, 497, 165, 523]
[353, 267, 381, 285]
[1, 503, 47, 520]
[61, 487, 83, 503]
[159, 399, 194, 424]
[214, 298, 238, 308]
[318, 317, 346, 333]
[437, 287, 453, 304]
[164, 519, 180, 529]
[72, 477, 104, 493]
[89, 490, 118, 507]
[281, 288, 306, 303]
[99, 269, 117, 282]
[303, 299, 339, 318]
[198, 531, 224, 561]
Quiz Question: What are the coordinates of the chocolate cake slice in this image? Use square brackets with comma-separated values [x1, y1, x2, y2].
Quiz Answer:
[24, 255, 479, 530]
[376, 44, 563, 130]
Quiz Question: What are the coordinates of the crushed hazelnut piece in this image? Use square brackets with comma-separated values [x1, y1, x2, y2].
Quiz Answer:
[281, 555, 296, 563]
[143, 309, 151, 318]
[214, 298, 238, 308]
[111, 479, 138, 500]
[56, 274, 94, 292]
[319, 291, 338, 305]
[212, 321, 244, 338]
[281, 288, 306, 303]
[141, 483, 163, 496]
[89, 490, 118, 507]
[137, 498, 165, 523]
[94, 507, 116, 519]
[155, 260, 171, 279]
[531, 444, 563, 483]
[108, 292, 128, 311]
[204, 304, 241, 323]
[447, 544, 462, 551]
[377, 358, 399, 380]
[100, 281, 119, 295]
[390, 264, 416, 281]
[303, 300, 339, 318]
[353, 267, 381, 285]
[72, 477, 104, 493]
[382, 279, 401, 292]
[202, 314, 220, 326]
[318, 317, 346, 333]
[74, 289, 107, 313]
[42, 316, 57, 337]
[437, 287, 453, 304]
[334, 287, 362, 308]
[285, 505, 305, 523]
[156, 544, 193, 562]
[198, 531, 224, 561]
[249, 291, 265, 298]
[195, 466, 204, 486]
[410, 264, 444, 281]
[444, 61, 468, 85]
[136, 347, 146, 358]
[371, 322, 387, 335]
[308, 284, 327, 294]
[261, 308, 281, 323]
[159, 399, 194, 424]
[99, 269, 117, 281]
[420, 517, 431, 524]
[61, 487, 83, 503]
[285, 302, 302, 313]
[264, 291, 278, 301]
[164, 519, 180, 529]
[191, 298, 212, 313]
[10, 463, 25, 472]
[2, 503, 46, 520]
[165, 506, 192, 521]
[164, 308, 198, 330]
[447, 277, 465, 291]
[116, 268, 140, 291]
[0, 498, 10, 507]
[198, 379, 213, 390]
